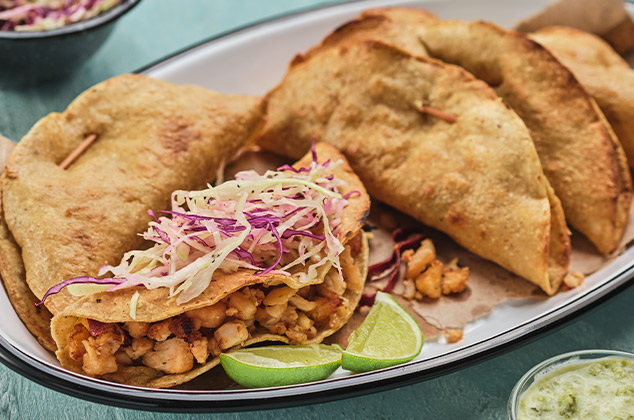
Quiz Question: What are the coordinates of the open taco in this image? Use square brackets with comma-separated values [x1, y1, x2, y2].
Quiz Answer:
[0, 74, 264, 350]
[48, 143, 370, 388]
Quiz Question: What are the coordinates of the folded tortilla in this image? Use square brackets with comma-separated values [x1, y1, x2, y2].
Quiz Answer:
[266, 10, 432, 160]
[514, 0, 634, 55]
[0, 74, 264, 349]
[351, 8, 631, 255]
[530, 26, 634, 171]
[257, 40, 570, 295]
[50, 143, 370, 388]
[0, 192, 55, 350]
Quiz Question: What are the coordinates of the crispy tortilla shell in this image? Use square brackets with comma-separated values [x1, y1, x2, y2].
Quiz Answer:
[265, 10, 430, 160]
[257, 40, 570, 294]
[355, 8, 632, 254]
[0, 74, 264, 318]
[514, 0, 634, 55]
[530, 26, 634, 172]
[0, 191, 55, 351]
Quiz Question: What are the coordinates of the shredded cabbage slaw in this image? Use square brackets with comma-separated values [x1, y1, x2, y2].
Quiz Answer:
[38, 146, 356, 306]
[0, 0, 121, 31]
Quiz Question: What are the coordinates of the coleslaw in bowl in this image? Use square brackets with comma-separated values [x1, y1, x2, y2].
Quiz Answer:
[0, 0, 141, 83]
[0, 0, 123, 31]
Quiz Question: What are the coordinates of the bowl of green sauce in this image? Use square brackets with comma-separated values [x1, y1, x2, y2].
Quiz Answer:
[508, 349, 634, 420]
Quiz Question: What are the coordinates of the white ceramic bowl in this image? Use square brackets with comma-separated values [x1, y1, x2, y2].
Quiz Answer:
[508, 349, 634, 420]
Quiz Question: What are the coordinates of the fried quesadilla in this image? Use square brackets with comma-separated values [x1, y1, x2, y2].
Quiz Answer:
[530, 26, 634, 171]
[353, 8, 631, 255]
[48, 143, 370, 388]
[0, 74, 264, 349]
[257, 40, 570, 295]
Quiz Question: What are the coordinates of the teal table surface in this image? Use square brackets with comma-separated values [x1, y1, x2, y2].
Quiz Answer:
[1, 1, 634, 419]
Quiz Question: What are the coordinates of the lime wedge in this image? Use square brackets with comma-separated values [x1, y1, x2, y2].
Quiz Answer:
[342, 292, 423, 373]
[219, 343, 343, 388]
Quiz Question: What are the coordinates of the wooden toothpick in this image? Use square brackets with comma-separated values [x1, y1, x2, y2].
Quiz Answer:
[59, 133, 98, 170]
[418, 106, 458, 123]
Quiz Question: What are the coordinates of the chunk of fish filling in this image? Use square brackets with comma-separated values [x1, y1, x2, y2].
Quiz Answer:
[68, 262, 357, 376]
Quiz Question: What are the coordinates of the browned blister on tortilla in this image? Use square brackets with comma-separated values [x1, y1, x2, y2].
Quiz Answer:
[351, 8, 631, 255]
[0, 74, 264, 320]
[530, 26, 634, 173]
[50, 143, 370, 388]
[257, 39, 570, 295]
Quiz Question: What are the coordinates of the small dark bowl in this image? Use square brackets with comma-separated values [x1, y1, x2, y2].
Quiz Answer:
[0, 0, 141, 85]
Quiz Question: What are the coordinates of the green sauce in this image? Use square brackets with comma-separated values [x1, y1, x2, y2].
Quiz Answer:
[518, 357, 634, 420]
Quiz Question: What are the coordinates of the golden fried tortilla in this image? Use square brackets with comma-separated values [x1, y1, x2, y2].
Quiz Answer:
[266, 10, 431, 160]
[50, 144, 370, 388]
[355, 8, 632, 255]
[0, 134, 56, 350]
[530, 26, 634, 172]
[0, 194, 56, 351]
[515, 0, 634, 55]
[257, 40, 570, 295]
[0, 74, 264, 321]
